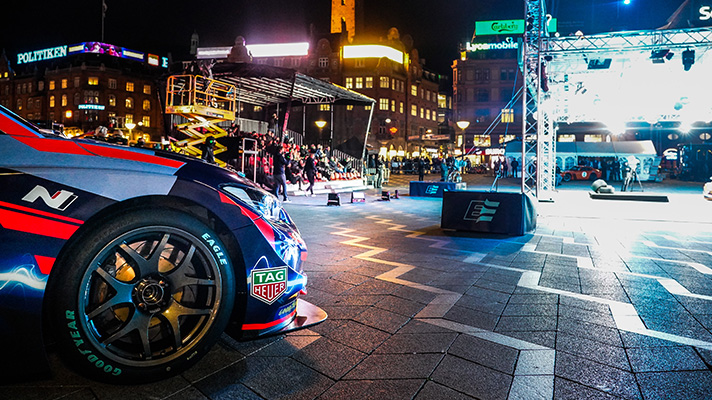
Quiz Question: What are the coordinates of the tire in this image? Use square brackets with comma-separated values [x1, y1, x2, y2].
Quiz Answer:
[563, 173, 572, 182]
[589, 173, 598, 181]
[48, 209, 235, 383]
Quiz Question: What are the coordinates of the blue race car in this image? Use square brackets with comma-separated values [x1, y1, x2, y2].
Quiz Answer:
[0, 105, 325, 383]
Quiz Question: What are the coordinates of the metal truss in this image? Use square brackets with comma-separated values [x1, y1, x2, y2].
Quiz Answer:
[545, 27, 712, 55]
[522, 0, 556, 201]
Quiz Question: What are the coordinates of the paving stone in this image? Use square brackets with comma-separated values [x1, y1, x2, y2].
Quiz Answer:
[455, 294, 508, 314]
[414, 381, 476, 400]
[554, 352, 641, 400]
[347, 278, 401, 295]
[464, 286, 514, 303]
[308, 278, 356, 295]
[626, 346, 708, 372]
[556, 332, 630, 371]
[474, 278, 518, 294]
[194, 357, 282, 396]
[352, 306, 411, 334]
[431, 355, 512, 400]
[317, 379, 424, 400]
[558, 304, 617, 329]
[557, 316, 624, 347]
[0, 388, 96, 400]
[243, 357, 334, 400]
[326, 321, 391, 353]
[503, 302, 558, 316]
[391, 285, 439, 304]
[497, 330, 557, 348]
[398, 319, 458, 334]
[332, 271, 372, 286]
[448, 334, 519, 374]
[292, 337, 367, 380]
[495, 315, 557, 332]
[182, 339, 247, 383]
[637, 371, 712, 400]
[375, 332, 458, 354]
[553, 377, 622, 400]
[319, 304, 367, 320]
[343, 353, 444, 379]
[507, 293, 559, 304]
[252, 335, 321, 357]
[375, 295, 427, 317]
[444, 305, 500, 331]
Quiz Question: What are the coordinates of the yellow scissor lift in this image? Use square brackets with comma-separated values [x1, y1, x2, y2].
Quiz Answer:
[165, 75, 237, 167]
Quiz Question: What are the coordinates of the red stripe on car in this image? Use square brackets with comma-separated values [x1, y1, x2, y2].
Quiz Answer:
[241, 310, 296, 330]
[12, 136, 95, 156]
[34, 255, 56, 275]
[80, 143, 186, 169]
[0, 113, 42, 138]
[0, 208, 80, 239]
[0, 200, 84, 225]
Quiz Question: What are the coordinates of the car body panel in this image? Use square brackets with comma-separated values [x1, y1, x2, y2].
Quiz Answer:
[561, 166, 601, 181]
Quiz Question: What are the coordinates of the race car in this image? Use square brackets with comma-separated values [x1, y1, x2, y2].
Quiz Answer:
[704, 177, 712, 201]
[561, 165, 601, 181]
[0, 105, 325, 383]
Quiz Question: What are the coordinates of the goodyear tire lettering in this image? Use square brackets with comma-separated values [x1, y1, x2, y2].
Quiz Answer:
[65, 309, 122, 376]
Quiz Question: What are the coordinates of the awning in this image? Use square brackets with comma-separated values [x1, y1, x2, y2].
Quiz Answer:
[211, 62, 375, 106]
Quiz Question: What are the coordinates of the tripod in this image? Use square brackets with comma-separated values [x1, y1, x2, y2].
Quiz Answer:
[621, 169, 644, 192]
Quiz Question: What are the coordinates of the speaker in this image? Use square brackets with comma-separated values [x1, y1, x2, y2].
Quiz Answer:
[327, 193, 341, 206]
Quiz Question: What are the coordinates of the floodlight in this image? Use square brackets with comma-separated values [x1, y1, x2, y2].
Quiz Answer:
[682, 48, 695, 71]
[650, 49, 672, 64]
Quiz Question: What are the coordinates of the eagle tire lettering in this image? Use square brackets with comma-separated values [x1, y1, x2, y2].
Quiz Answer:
[201, 233, 229, 266]
[65, 310, 122, 376]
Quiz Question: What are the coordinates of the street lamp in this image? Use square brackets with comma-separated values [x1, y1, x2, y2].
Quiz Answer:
[315, 120, 327, 141]
[125, 122, 136, 139]
[456, 120, 470, 156]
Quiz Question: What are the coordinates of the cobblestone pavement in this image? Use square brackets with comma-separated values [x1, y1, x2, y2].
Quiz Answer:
[5, 174, 712, 399]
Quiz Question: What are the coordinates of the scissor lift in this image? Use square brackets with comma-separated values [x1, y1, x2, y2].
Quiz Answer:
[165, 75, 237, 166]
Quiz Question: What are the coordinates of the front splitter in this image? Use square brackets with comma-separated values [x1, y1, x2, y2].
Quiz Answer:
[274, 298, 328, 334]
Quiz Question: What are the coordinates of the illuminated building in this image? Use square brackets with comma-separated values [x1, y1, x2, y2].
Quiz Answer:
[0, 42, 168, 140]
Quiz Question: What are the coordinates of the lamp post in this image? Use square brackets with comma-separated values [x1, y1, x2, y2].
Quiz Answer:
[125, 122, 136, 140]
[456, 120, 470, 157]
[315, 120, 327, 142]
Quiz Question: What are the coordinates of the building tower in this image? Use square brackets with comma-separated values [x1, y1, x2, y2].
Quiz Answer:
[190, 30, 199, 56]
[331, 0, 359, 43]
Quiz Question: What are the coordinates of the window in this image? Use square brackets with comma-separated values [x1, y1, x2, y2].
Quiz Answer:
[318, 57, 329, 68]
[365, 76, 373, 88]
[426, 91, 430, 101]
[475, 108, 491, 123]
[28, 82, 33, 93]
[61, 95, 67, 106]
[38, 81, 44, 91]
[355, 77, 363, 89]
[379, 77, 390, 88]
[501, 68, 516, 80]
[391, 99, 395, 112]
[126, 97, 134, 109]
[319, 104, 331, 111]
[379, 98, 389, 110]
[108, 94, 116, 107]
[61, 79, 67, 89]
[364, 105, 372, 111]
[74, 77, 80, 87]
[411, 85, 417, 96]
[420, 108, 424, 118]
[411, 104, 417, 116]
[501, 108, 514, 123]
[35, 99, 41, 109]
[346, 105, 354, 111]
[84, 90, 99, 104]
[16, 99, 22, 110]
[466, 68, 474, 81]
[475, 68, 490, 81]
[426, 109, 431, 120]
[74, 93, 81, 105]
[49, 96, 55, 108]
[126, 82, 134, 92]
[254, 105, 263, 112]
[88, 77, 99, 86]
[355, 59, 365, 68]
[142, 116, 151, 127]
[345, 77, 353, 89]
[476, 89, 490, 102]
[125, 114, 134, 125]
[143, 99, 151, 111]
[273, 58, 283, 67]
[399, 102, 404, 114]
[49, 80, 55, 90]
[22, 83, 27, 94]
[108, 79, 117, 89]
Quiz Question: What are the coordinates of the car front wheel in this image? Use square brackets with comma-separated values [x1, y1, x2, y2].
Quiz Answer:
[563, 173, 572, 182]
[48, 209, 235, 383]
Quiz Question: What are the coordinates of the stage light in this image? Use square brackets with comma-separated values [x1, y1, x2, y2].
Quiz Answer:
[623, 0, 631, 4]
[587, 58, 611, 70]
[650, 49, 672, 64]
[682, 48, 695, 71]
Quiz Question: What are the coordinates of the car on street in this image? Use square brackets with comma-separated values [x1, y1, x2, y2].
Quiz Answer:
[0, 105, 325, 384]
[561, 165, 601, 181]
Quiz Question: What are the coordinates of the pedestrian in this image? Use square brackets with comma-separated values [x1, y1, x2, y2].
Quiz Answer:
[304, 150, 317, 196]
[272, 146, 290, 202]
[511, 158, 519, 178]
[417, 157, 425, 181]
[201, 136, 217, 164]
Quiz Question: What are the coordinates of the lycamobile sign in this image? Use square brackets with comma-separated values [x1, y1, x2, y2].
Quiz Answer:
[17, 45, 67, 64]
[466, 37, 519, 52]
[475, 18, 558, 36]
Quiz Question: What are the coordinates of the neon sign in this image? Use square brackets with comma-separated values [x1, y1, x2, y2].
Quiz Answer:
[475, 18, 557, 36]
[78, 104, 105, 110]
[466, 37, 518, 52]
[17, 45, 67, 64]
[343, 45, 404, 64]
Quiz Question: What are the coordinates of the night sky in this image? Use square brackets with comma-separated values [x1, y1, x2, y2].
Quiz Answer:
[1, 0, 684, 73]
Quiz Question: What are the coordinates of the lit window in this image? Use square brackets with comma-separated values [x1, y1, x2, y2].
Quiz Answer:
[143, 99, 151, 111]
[319, 104, 331, 111]
[108, 79, 117, 89]
[88, 77, 99, 86]
[49, 96, 55, 108]
[61, 94, 67, 107]
[426, 109, 431, 120]
[411, 104, 417, 116]
[399, 102, 403, 114]
[125, 114, 134, 124]
[254, 105, 263, 112]
[126, 97, 134, 109]
[379, 77, 389, 88]
[61, 79, 67, 89]
[28, 82, 33, 93]
[318, 57, 329, 68]
[347, 105, 354, 111]
[49, 80, 55, 90]
[420, 108, 424, 118]
[379, 98, 389, 110]
[142, 116, 151, 127]
[22, 83, 27, 94]
[108, 94, 116, 107]
[365, 77, 373, 88]
[126, 82, 134, 92]
[345, 77, 353, 89]
[390, 100, 395, 112]
[411, 85, 417, 96]
[501, 108, 514, 123]
[364, 105, 372, 111]
[426, 91, 431, 101]
[143, 85, 151, 95]
[355, 77, 363, 89]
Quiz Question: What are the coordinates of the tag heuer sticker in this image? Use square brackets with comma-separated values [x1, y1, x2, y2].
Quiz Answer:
[251, 266, 287, 304]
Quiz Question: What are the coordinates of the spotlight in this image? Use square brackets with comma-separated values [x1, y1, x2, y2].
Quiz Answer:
[650, 49, 672, 64]
[682, 48, 695, 71]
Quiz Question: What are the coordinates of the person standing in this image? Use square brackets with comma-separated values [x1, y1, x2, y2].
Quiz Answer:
[304, 150, 317, 196]
[201, 136, 217, 164]
[272, 146, 290, 202]
[511, 158, 519, 178]
[417, 157, 425, 181]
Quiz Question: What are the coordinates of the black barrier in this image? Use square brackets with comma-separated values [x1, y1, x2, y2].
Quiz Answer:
[441, 191, 537, 236]
[410, 181, 465, 197]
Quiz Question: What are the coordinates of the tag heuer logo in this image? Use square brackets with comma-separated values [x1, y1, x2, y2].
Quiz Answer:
[425, 185, 439, 195]
[464, 199, 501, 223]
[251, 267, 287, 304]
